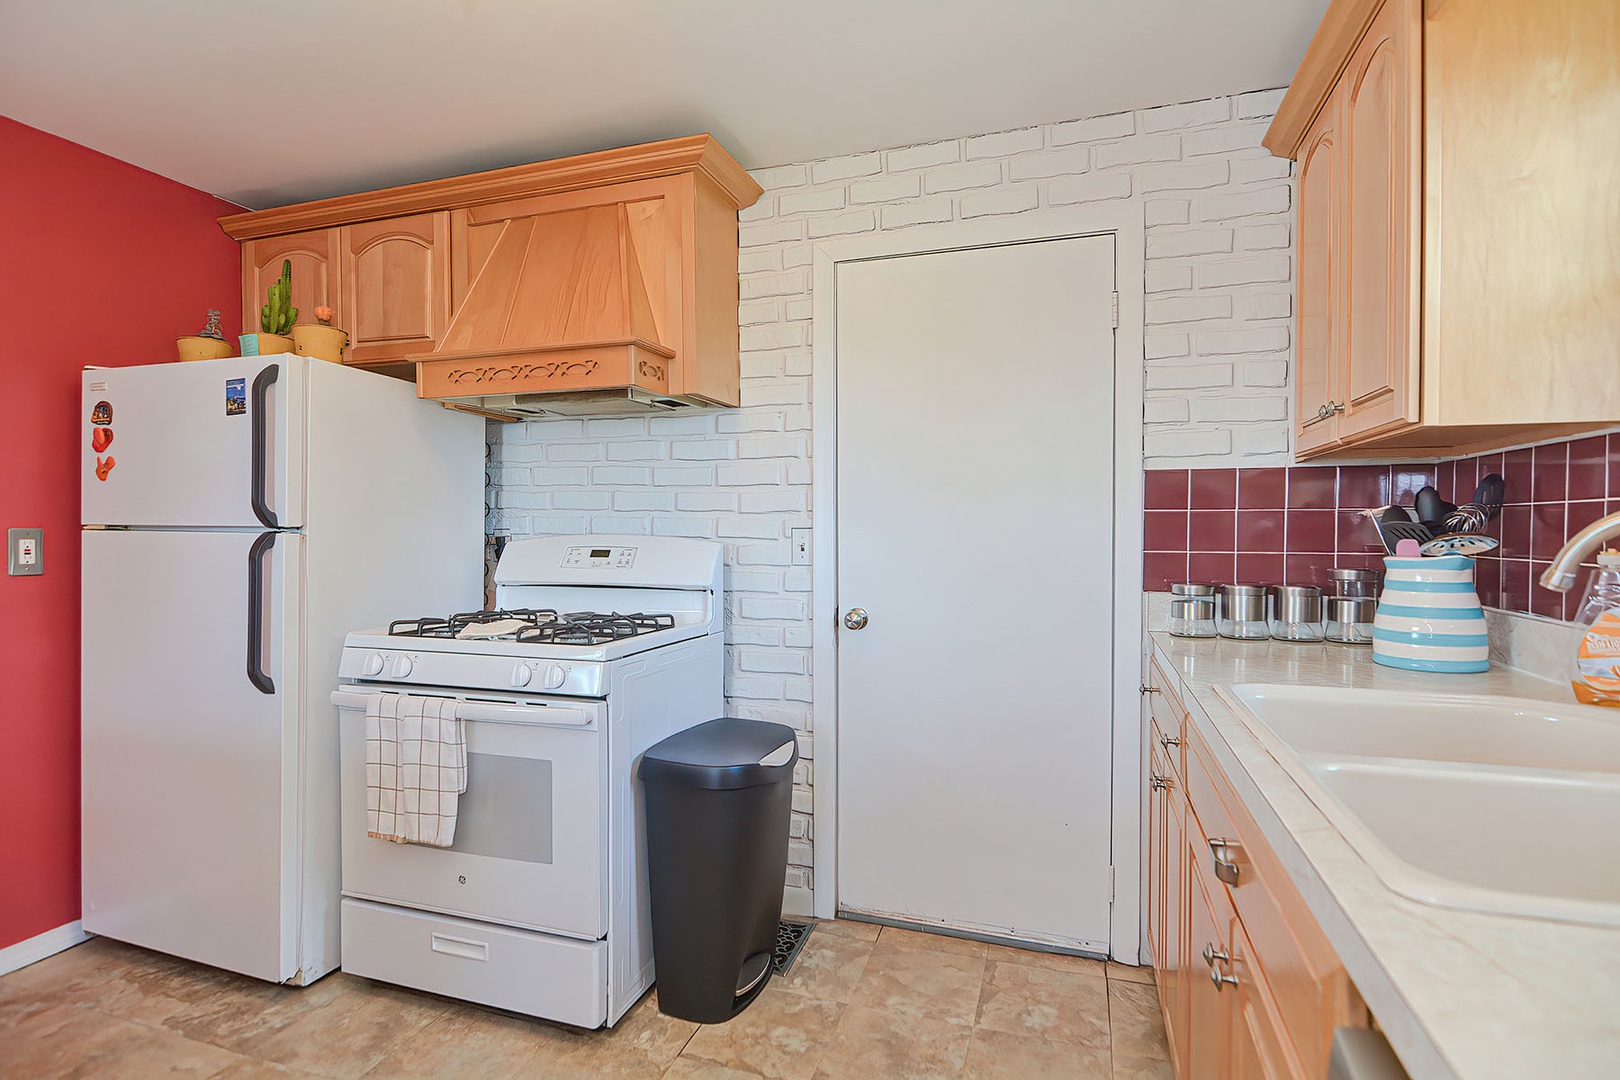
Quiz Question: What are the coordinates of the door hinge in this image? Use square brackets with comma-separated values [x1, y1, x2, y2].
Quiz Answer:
[1108, 865, 1116, 903]
[1111, 292, 1119, 328]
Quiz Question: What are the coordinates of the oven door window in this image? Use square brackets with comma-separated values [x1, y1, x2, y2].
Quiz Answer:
[454, 753, 553, 864]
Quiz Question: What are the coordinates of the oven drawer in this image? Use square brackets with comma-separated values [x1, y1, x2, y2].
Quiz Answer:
[335, 689, 608, 938]
[341, 898, 608, 1028]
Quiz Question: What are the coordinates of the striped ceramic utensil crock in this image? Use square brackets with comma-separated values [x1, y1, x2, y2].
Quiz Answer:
[1371, 553, 1489, 673]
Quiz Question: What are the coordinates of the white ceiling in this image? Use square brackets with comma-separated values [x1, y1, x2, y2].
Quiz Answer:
[0, 0, 1325, 210]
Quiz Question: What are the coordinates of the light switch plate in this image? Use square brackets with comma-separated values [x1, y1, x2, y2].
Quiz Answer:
[790, 527, 811, 566]
[8, 528, 43, 576]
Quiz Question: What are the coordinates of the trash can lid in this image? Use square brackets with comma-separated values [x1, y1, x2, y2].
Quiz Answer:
[639, 717, 800, 790]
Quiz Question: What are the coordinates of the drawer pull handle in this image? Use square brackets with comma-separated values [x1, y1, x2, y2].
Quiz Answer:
[1150, 774, 1170, 791]
[431, 933, 490, 962]
[1210, 964, 1240, 991]
[1201, 943, 1230, 968]
[1160, 734, 1180, 748]
[1209, 837, 1243, 886]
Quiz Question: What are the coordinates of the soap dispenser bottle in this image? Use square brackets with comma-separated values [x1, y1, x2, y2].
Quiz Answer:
[1572, 550, 1620, 707]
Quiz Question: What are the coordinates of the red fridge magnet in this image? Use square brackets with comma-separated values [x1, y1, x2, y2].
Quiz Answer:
[95, 455, 116, 481]
[92, 427, 114, 453]
[91, 401, 113, 425]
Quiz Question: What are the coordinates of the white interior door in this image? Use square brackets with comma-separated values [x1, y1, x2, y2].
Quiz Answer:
[81, 527, 302, 982]
[835, 235, 1117, 952]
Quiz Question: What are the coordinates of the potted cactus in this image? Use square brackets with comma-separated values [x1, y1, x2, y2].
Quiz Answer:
[240, 260, 297, 356]
[176, 309, 234, 362]
[290, 304, 349, 365]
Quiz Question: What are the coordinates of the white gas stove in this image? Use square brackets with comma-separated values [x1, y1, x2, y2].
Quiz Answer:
[329, 535, 724, 1028]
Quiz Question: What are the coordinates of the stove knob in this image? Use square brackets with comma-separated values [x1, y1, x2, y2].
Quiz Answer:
[391, 655, 414, 678]
[543, 665, 567, 690]
[510, 663, 533, 688]
[362, 653, 385, 677]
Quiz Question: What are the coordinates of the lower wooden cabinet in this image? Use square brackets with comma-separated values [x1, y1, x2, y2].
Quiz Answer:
[1145, 659, 1368, 1078]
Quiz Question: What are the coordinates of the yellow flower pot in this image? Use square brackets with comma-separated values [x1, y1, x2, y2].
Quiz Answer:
[176, 335, 234, 362]
[291, 324, 350, 364]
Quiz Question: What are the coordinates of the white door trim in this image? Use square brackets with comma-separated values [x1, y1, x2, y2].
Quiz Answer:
[809, 206, 1146, 962]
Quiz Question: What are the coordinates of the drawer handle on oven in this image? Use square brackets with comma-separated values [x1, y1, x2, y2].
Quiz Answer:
[454, 702, 592, 727]
[431, 933, 489, 962]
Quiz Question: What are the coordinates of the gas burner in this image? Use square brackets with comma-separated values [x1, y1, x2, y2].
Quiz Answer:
[388, 608, 561, 639]
[515, 612, 677, 646]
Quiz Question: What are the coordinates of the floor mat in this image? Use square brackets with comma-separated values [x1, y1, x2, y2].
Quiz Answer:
[772, 920, 813, 976]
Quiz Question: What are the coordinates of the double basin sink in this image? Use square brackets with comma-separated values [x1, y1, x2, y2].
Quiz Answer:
[1217, 683, 1620, 927]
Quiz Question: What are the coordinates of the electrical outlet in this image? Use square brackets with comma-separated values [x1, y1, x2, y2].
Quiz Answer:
[790, 527, 811, 566]
[8, 528, 43, 576]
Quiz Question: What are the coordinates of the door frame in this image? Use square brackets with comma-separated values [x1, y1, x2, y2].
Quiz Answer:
[808, 206, 1146, 962]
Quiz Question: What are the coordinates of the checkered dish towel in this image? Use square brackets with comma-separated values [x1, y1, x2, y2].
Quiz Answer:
[365, 693, 467, 847]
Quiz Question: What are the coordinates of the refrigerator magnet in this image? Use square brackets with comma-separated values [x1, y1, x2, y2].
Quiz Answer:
[95, 455, 116, 481]
[91, 427, 114, 453]
[91, 400, 113, 425]
[225, 378, 246, 416]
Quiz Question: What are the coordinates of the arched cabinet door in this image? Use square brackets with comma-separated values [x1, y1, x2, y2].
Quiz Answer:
[1294, 103, 1342, 457]
[340, 212, 450, 369]
[1340, 0, 1420, 442]
[242, 229, 341, 340]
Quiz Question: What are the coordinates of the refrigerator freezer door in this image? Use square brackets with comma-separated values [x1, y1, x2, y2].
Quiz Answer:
[82, 356, 306, 528]
[82, 527, 304, 983]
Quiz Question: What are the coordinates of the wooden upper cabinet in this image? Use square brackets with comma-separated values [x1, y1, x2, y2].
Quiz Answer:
[219, 136, 762, 417]
[1340, 0, 1419, 442]
[1293, 105, 1343, 456]
[241, 229, 340, 337]
[1268, 0, 1620, 459]
[340, 212, 450, 372]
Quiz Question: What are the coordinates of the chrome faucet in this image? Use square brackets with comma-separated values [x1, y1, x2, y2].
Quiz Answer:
[1540, 511, 1620, 592]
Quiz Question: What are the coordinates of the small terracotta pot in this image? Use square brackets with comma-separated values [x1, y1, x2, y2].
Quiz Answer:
[291, 323, 350, 364]
[176, 335, 234, 362]
[239, 333, 295, 357]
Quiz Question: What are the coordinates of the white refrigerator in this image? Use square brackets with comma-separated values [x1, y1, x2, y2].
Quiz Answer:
[81, 354, 484, 984]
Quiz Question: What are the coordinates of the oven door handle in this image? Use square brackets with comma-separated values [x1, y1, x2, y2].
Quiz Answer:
[328, 690, 594, 728]
[456, 701, 594, 727]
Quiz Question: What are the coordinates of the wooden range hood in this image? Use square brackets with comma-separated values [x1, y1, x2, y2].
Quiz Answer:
[219, 137, 763, 419]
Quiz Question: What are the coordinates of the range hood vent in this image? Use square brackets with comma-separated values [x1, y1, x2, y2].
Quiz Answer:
[446, 388, 699, 420]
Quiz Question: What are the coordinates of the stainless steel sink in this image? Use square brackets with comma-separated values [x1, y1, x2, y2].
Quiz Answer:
[1218, 683, 1620, 927]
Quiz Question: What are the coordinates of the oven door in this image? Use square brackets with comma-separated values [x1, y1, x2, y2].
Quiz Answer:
[333, 687, 607, 939]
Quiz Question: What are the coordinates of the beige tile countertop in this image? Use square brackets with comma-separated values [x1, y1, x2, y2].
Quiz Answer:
[1147, 631, 1620, 1080]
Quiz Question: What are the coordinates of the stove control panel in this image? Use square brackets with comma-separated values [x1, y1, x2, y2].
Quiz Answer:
[561, 544, 636, 569]
[338, 648, 606, 698]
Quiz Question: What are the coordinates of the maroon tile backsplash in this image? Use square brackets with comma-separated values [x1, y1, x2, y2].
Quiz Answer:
[1143, 431, 1620, 622]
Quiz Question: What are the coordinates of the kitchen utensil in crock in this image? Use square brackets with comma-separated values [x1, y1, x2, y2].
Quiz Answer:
[1414, 486, 1457, 532]
[1441, 472, 1506, 534]
[1419, 533, 1501, 557]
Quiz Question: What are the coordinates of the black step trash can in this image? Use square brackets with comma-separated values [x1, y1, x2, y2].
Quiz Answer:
[639, 717, 799, 1023]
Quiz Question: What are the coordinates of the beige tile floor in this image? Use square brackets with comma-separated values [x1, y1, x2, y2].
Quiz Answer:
[0, 920, 1171, 1079]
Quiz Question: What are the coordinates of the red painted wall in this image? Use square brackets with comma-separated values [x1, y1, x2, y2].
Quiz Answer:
[0, 117, 242, 951]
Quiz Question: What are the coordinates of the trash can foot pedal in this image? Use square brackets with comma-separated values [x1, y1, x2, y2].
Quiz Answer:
[735, 952, 772, 997]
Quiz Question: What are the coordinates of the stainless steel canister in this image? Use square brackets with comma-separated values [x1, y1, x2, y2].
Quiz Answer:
[1170, 583, 1217, 598]
[1325, 596, 1377, 644]
[1270, 584, 1325, 641]
[1169, 597, 1217, 638]
[1327, 568, 1379, 598]
[1217, 584, 1270, 640]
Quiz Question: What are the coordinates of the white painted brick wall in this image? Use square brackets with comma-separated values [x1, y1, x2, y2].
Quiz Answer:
[489, 89, 1296, 892]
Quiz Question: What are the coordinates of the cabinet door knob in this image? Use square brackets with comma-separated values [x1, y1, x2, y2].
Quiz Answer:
[1209, 837, 1243, 886]
[1210, 965, 1240, 991]
[1201, 943, 1230, 968]
[1150, 774, 1170, 791]
[1301, 400, 1346, 428]
[1160, 734, 1181, 748]
[1140, 685, 1161, 695]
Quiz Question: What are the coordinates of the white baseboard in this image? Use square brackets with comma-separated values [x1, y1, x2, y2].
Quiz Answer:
[0, 921, 91, 977]
[782, 885, 815, 920]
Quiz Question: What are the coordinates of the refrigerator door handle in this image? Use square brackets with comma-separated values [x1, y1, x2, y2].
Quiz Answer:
[247, 531, 277, 694]
[250, 364, 280, 529]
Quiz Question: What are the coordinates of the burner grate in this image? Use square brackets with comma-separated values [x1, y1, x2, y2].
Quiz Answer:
[388, 608, 560, 638]
[772, 920, 813, 977]
[515, 612, 676, 646]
